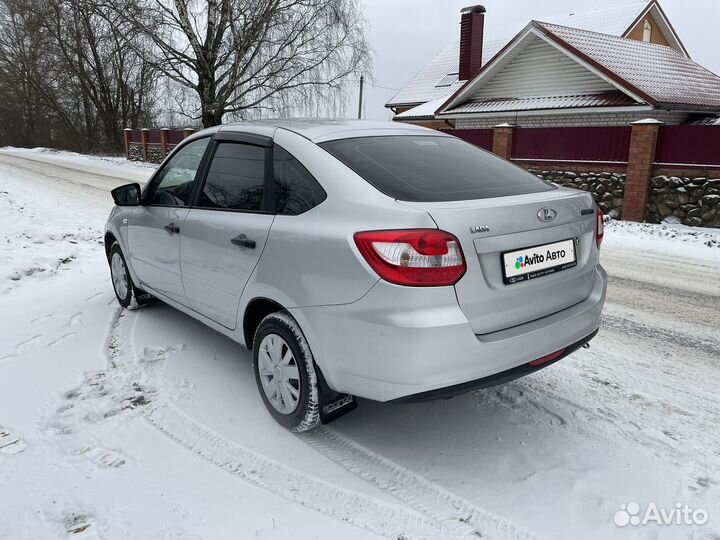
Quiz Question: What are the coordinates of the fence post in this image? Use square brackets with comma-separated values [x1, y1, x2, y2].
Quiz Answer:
[182, 128, 195, 139]
[623, 119, 663, 222]
[160, 128, 169, 158]
[493, 123, 514, 160]
[123, 128, 132, 159]
[141, 128, 150, 162]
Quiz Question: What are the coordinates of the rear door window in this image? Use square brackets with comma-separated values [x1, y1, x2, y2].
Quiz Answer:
[320, 136, 554, 202]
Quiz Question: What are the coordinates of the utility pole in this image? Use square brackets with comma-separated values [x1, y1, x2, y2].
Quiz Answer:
[357, 75, 364, 119]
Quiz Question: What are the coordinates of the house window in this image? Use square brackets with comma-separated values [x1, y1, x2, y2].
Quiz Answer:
[436, 73, 459, 87]
[643, 20, 652, 42]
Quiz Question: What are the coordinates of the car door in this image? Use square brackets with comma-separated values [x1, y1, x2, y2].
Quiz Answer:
[180, 134, 274, 329]
[127, 137, 211, 304]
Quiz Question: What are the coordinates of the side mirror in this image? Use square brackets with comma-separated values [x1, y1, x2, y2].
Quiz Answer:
[111, 183, 141, 206]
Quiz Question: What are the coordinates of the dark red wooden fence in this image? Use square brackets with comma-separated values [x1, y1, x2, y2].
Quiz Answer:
[127, 129, 142, 143]
[511, 126, 632, 162]
[147, 130, 160, 143]
[446, 129, 494, 151]
[167, 130, 185, 144]
[124, 128, 196, 163]
[654, 125, 720, 165]
[124, 124, 720, 168]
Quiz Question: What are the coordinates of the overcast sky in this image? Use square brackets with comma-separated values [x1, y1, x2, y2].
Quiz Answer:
[348, 0, 720, 120]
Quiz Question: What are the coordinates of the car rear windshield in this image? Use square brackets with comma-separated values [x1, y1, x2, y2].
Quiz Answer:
[320, 135, 554, 202]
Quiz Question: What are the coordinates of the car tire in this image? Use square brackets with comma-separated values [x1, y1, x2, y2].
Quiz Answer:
[108, 241, 154, 309]
[108, 242, 134, 308]
[253, 311, 320, 432]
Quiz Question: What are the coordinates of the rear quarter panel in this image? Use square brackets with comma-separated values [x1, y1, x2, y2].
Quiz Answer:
[241, 129, 438, 309]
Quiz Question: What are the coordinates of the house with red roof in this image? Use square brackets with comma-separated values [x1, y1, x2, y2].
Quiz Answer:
[388, 1, 720, 129]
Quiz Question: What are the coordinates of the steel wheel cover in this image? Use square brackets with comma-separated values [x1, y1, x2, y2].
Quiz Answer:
[258, 333, 301, 414]
[111, 252, 128, 299]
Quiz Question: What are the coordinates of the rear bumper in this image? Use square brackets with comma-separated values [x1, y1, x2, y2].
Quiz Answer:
[290, 265, 607, 402]
[391, 328, 598, 403]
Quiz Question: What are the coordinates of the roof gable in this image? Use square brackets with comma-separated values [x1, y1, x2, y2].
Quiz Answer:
[436, 22, 720, 118]
[623, 1, 689, 57]
[386, 0, 652, 108]
[438, 24, 647, 116]
[469, 33, 618, 101]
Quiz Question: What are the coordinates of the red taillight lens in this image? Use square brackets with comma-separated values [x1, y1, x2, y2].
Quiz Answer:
[354, 229, 467, 286]
[529, 348, 566, 367]
[596, 207, 604, 249]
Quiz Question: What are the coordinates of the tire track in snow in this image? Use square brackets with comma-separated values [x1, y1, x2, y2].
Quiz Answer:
[103, 308, 443, 540]
[601, 313, 720, 358]
[111, 305, 541, 539]
[299, 428, 539, 540]
[608, 275, 720, 314]
[145, 404, 440, 539]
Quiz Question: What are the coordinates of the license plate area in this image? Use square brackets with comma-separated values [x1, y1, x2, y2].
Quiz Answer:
[502, 238, 577, 285]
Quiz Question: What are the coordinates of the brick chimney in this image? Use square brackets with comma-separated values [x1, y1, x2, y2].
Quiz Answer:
[459, 5, 486, 81]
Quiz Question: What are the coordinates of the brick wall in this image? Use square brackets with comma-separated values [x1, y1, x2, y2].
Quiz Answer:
[492, 126, 513, 159]
[455, 110, 687, 129]
[623, 121, 661, 221]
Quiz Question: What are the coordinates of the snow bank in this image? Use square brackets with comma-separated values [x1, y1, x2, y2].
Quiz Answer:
[605, 219, 720, 262]
[0, 146, 156, 182]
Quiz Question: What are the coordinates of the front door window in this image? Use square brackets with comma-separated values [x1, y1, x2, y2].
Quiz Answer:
[148, 137, 210, 206]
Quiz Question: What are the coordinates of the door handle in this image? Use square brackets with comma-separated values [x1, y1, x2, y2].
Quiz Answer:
[163, 222, 180, 234]
[231, 234, 256, 249]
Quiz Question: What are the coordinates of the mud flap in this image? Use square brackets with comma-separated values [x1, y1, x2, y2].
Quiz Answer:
[319, 393, 357, 425]
[133, 288, 157, 307]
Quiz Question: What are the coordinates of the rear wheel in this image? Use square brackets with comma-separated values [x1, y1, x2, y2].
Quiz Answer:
[253, 312, 320, 432]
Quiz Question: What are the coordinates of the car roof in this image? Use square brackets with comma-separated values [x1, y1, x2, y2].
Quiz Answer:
[217, 118, 445, 143]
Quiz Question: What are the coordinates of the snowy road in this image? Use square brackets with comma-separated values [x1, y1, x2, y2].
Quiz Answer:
[1, 149, 718, 539]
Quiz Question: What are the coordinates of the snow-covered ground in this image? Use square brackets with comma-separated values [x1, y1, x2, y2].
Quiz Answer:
[1, 148, 719, 540]
[0, 146, 156, 181]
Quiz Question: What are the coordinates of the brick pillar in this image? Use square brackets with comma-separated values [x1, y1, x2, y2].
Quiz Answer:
[123, 128, 132, 159]
[492, 123, 514, 160]
[160, 128, 169, 158]
[141, 128, 150, 162]
[182, 128, 195, 139]
[623, 119, 663, 222]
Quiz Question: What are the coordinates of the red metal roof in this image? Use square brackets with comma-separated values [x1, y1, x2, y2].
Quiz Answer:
[536, 23, 720, 109]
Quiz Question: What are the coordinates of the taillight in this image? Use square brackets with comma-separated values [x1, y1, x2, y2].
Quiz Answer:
[596, 207, 604, 249]
[354, 229, 466, 286]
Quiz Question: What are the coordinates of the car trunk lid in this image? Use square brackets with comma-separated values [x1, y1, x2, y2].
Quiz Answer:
[398, 188, 599, 334]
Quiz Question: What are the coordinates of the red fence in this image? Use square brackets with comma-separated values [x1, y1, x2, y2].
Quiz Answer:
[447, 129, 494, 151]
[654, 125, 720, 166]
[511, 126, 632, 162]
[125, 124, 720, 168]
[124, 128, 196, 163]
[126, 129, 142, 143]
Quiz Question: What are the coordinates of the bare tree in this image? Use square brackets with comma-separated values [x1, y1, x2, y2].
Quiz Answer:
[0, 0, 160, 151]
[0, 0, 54, 147]
[37, 0, 160, 148]
[108, 0, 371, 127]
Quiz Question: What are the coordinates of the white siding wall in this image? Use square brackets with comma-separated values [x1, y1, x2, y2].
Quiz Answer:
[455, 110, 688, 129]
[471, 35, 616, 99]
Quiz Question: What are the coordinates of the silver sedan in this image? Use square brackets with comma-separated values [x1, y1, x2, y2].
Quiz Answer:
[105, 120, 607, 431]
